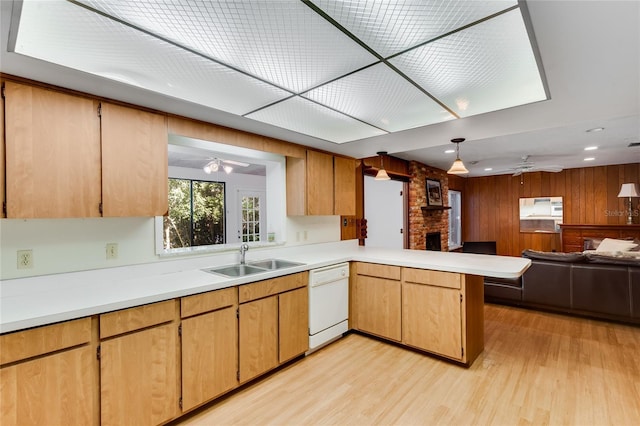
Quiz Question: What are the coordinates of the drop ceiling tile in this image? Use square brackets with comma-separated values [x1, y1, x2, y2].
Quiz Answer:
[389, 9, 547, 117]
[314, 0, 517, 57]
[246, 97, 387, 144]
[303, 63, 455, 132]
[15, 0, 290, 114]
[76, 0, 379, 93]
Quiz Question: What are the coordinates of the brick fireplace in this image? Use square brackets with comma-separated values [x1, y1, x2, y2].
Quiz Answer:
[408, 161, 450, 251]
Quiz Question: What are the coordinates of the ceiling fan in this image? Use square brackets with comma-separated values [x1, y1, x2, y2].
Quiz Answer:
[203, 157, 250, 174]
[510, 155, 563, 176]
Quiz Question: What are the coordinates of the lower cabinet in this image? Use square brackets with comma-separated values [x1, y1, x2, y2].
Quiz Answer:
[239, 296, 279, 382]
[99, 301, 180, 426]
[278, 286, 309, 363]
[238, 273, 309, 383]
[0, 317, 97, 426]
[352, 262, 484, 365]
[181, 288, 238, 411]
[353, 263, 402, 341]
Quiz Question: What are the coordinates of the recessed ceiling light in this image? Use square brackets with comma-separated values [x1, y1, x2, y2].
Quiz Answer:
[586, 127, 604, 133]
[484, 168, 493, 171]
[584, 146, 598, 151]
[584, 157, 595, 161]
[445, 149, 455, 154]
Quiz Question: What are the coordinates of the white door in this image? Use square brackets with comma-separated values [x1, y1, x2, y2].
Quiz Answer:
[237, 190, 266, 242]
[364, 176, 405, 249]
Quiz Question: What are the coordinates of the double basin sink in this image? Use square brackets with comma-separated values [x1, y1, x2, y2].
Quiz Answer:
[203, 259, 304, 277]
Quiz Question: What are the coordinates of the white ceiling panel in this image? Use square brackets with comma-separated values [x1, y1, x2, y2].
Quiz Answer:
[246, 97, 387, 143]
[14, 0, 291, 114]
[303, 63, 455, 132]
[76, 0, 379, 93]
[389, 9, 547, 117]
[315, 0, 518, 57]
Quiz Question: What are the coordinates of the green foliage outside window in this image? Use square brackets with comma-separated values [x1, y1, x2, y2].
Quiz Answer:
[163, 178, 225, 249]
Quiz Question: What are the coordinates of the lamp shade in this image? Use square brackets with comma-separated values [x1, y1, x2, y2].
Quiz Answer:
[375, 168, 390, 181]
[617, 183, 640, 198]
[447, 159, 469, 175]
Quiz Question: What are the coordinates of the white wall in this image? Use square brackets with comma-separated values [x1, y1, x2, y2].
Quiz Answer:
[0, 214, 341, 280]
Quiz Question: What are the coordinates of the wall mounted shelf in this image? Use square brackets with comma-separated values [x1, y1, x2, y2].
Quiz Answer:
[421, 206, 451, 212]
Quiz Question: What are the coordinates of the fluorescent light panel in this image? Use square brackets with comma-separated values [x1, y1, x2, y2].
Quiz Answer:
[13, 0, 548, 144]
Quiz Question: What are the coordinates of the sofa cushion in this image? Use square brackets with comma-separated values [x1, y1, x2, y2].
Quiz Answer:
[522, 260, 571, 308]
[595, 238, 638, 253]
[572, 264, 631, 317]
[522, 249, 586, 263]
[585, 253, 640, 266]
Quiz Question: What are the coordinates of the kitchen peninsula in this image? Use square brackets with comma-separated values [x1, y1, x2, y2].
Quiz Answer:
[0, 241, 530, 426]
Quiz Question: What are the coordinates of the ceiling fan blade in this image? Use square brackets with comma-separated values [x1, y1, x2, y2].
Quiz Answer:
[536, 166, 563, 173]
[512, 170, 523, 177]
[221, 159, 250, 167]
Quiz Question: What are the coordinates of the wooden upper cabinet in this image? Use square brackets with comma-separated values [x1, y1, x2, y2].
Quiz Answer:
[287, 150, 356, 216]
[307, 150, 334, 215]
[4, 81, 102, 218]
[101, 102, 168, 217]
[334, 156, 356, 216]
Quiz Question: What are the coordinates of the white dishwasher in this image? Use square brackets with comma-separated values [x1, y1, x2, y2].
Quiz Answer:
[308, 262, 349, 352]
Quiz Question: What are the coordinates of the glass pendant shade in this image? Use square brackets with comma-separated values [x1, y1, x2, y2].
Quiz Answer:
[448, 158, 469, 174]
[375, 168, 390, 180]
[447, 138, 469, 174]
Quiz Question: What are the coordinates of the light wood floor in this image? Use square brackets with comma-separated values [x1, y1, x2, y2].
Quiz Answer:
[176, 304, 640, 426]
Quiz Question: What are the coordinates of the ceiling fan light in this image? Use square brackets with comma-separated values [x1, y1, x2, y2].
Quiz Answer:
[375, 168, 390, 181]
[223, 165, 233, 174]
[203, 164, 212, 174]
[448, 158, 469, 174]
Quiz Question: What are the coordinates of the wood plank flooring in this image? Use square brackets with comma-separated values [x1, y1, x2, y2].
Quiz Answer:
[176, 304, 640, 425]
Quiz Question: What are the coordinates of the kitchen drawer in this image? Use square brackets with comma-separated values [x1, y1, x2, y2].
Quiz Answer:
[0, 317, 92, 365]
[100, 299, 177, 339]
[402, 268, 461, 289]
[239, 272, 307, 303]
[181, 287, 237, 318]
[355, 262, 401, 280]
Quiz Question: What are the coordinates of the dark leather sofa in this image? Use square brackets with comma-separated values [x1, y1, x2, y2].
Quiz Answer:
[462, 241, 640, 325]
[491, 250, 640, 325]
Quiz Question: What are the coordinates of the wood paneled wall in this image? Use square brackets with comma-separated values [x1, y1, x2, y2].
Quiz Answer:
[461, 163, 640, 257]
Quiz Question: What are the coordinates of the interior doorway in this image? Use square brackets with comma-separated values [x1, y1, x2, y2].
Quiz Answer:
[364, 175, 406, 249]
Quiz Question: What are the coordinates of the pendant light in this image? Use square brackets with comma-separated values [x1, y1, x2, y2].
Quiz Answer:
[375, 151, 390, 181]
[447, 138, 469, 175]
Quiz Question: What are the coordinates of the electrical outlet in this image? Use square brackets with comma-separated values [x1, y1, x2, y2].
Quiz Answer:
[106, 243, 118, 260]
[17, 250, 33, 269]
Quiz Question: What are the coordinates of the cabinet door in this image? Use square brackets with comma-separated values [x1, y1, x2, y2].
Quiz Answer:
[1, 346, 97, 426]
[101, 102, 168, 217]
[307, 150, 334, 215]
[4, 81, 101, 218]
[279, 287, 309, 363]
[355, 275, 401, 341]
[334, 156, 356, 216]
[402, 282, 462, 360]
[181, 306, 238, 411]
[239, 296, 278, 383]
[100, 323, 179, 426]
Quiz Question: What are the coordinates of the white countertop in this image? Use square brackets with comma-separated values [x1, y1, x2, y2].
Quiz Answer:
[0, 241, 530, 334]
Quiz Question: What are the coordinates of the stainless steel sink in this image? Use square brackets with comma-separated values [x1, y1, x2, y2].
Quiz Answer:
[204, 264, 266, 277]
[203, 259, 304, 277]
[249, 259, 305, 270]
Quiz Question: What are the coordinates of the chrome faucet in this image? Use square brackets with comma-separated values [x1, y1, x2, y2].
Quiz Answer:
[239, 243, 249, 264]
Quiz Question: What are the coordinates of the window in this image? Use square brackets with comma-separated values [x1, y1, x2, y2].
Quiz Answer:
[163, 178, 225, 249]
[448, 190, 462, 250]
[240, 194, 262, 242]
